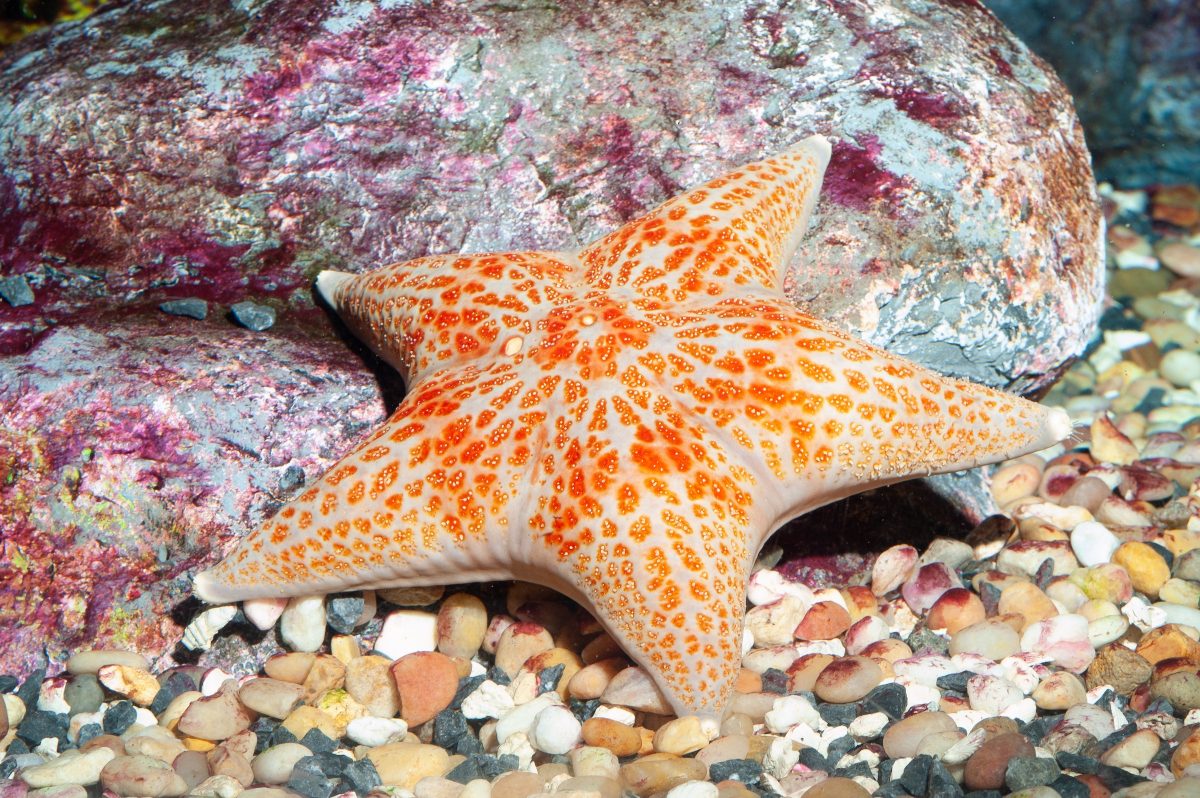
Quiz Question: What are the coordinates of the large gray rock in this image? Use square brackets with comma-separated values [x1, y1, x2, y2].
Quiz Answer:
[0, 0, 1103, 678]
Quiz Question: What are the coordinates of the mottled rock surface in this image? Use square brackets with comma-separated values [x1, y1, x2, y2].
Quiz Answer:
[986, 0, 1200, 186]
[0, 0, 1102, 677]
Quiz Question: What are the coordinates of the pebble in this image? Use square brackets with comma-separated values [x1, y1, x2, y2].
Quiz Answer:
[279, 596, 327, 654]
[251, 743, 312, 785]
[343, 655, 401, 719]
[1070, 521, 1121, 567]
[581, 717, 641, 757]
[881, 711, 958, 759]
[998, 581, 1059, 631]
[243, 598, 289, 632]
[568, 658, 626, 701]
[800, 777, 871, 798]
[493, 623, 555, 678]
[1031, 671, 1087, 710]
[619, 754, 707, 797]
[795, 601, 851, 641]
[17, 748, 115, 788]
[925, 588, 986, 635]
[263, 652, 316, 684]
[900, 562, 961, 615]
[230, 301, 276, 331]
[1112, 541, 1171, 598]
[391, 651, 459, 726]
[0, 274, 34, 306]
[528, 705, 582, 755]
[64, 651, 149, 676]
[1021, 614, 1095, 672]
[1100, 727, 1161, 770]
[651, 717, 710, 756]
[237, 679, 304, 720]
[159, 298, 209, 320]
[870, 545, 918, 596]
[964, 732, 1035, 791]
[599, 668, 672, 715]
[813, 656, 881, 704]
[744, 597, 804, 647]
[949, 618, 1021, 660]
[99, 755, 189, 797]
[365, 743, 450, 790]
[175, 688, 253, 742]
[62, 677, 101, 717]
[437, 594, 489, 659]
[374, 610, 438, 660]
[663, 781, 717, 798]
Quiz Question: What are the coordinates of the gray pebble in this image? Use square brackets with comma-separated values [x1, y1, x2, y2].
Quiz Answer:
[231, 301, 277, 331]
[1006, 755, 1061, 791]
[0, 274, 34, 306]
[64, 674, 104, 715]
[159, 298, 209, 320]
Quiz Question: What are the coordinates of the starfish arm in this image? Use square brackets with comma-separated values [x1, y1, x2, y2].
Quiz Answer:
[316, 250, 582, 385]
[579, 136, 831, 302]
[661, 298, 1071, 544]
[193, 364, 530, 603]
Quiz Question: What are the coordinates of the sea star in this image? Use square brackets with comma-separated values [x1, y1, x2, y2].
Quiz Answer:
[195, 136, 1070, 718]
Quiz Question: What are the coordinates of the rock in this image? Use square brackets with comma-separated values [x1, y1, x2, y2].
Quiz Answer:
[881, 711, 959, 759]
[263, 653, 316, 685]
[925, 588, 986, 635]
[600, 668, 673, 715]
[967, 674, 1025, 715]
[581, 718, 642, 757]
[795, 602, 852, 642]
[493, 623, 555, 679]
[243, 598, 289, 632]
[98, 756, 189, 797]
[175, 689, 254, 742]
[998, 581, 1059, 631]
[964, 732, 1035, 791]
[344, 655, 401, 719]
[1171, 729, 1200, 778]
[619, 754, 708, 797]
[652, 717, 710, 756]
[96, 666, 160, 706]
[949, 618, 1021, 661]
[1150, 670, 1200, 711]
[1070, 521, 1121, 567]
[1099, 728, 1159, 770]
[1112, 542, 1171, 598]
[237, 679, 304, 720]
[664, 781, 718, 798]
[0, 0, 1102, 679]
[871, 545, 919, 597]
[64, 652, 149, 676]
[17, 749, 115, 788]
[528, 705, 583, 756]
[230, 301, 277, 332]
[812, 657, 882, 704]
[279, 596, 327, 654]
[745, 597, 805, 647]
[1004, 755, 1060, 792]
[799, 778, 871, 798]
[374, 611, 438, 660]
[901, 562, 962, 615]
[365, 743, 450, 790]
[390, 651, 459, 727]
[1031, 672, 1086, 710]
[1021, 614, 1095, 672]
[251, 743, 313, 786]
[1136, 624, 1200, 665]
[437, 594, 489, 660]
[346, 716, 408, 747]
[159, 299, 209, 320]
[991, 463, 1043, 508]
[568, 659, 627, 701]
[123, 726, 186, 763]
[278, 706, 337, 742]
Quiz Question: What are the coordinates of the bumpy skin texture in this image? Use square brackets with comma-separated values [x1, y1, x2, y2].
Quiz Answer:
[196, 139, 1069, 718]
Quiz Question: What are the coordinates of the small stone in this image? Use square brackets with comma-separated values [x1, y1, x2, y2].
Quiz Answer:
[1004, 756, 1060, 792]
[345, 716, 408, 748]
[279, 596, 326, 654]
[1099, 728, 1159, 770]
[1090, 414, 1140, 465]
[1172, 728, 1200, 778]
[186, 775, 244, 798]
[967, 675, 1024, 715]
[1150, 670, 1200, 710]
[437, 594, 488, 660]
[278, 706, 337, 743]
[600, 668, 672, 715]
[286, 757, 336, 798]
[365, 743, 450, 790]
[390, 651, 459, 726]
[528, 705, 582, 756]
[159, 298, 208, 320]
[17, 748, 115, 788]
[1112, 541, 1171, 598]
[326, 594, 365, 635]
[663, 781, 717, 798]
[340, 655, 400, 719]
[568, 659, 626, 701]
[871, 544, 918, 596]
[300, 655, 346, 704]
[795, 602, 851, 641]
[98, 755, 189, 797]
[230, 301, 276, 331]
[238, 679, 304, 720]
[925, 588, 986, 635]
[901, 562, 962, 615]
[262, 653, 315, 685]
[62, 677, 101, 717]
[96, 665, 160, 706]
[251, 743, 313, 786]
[881, 711, 958, 759]
[745, 596, 805, 647]
[1136, 623, 1200, 664]
[949, 618, 1021, 661]
[374, 610, 438, 660]
[340, 758, 382, 794]
[243, 598, 289, 632]
[123, 725, 185, 763]
[998, 581, 1059, 631]
[493, 623, 555, 678]
[64, 651, 149, 676]
[813, 656, 881, 704]
[207, 746, 254, 788]
[101, 702, 136, 736]
[1021, 614, 1095, 672]
[964, 732, 1035, 791]
[312, 689, 365, 738]
[581, 717, 641, 757]
[175, 689, 253, 742]
[1031, 672, 1086, 711]
[992, 463, 1043, 508]
[619, 753, 708, 797]
[652, 716, 709, 756]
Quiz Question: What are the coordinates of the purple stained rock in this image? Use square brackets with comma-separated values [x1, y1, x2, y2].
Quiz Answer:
[0, 0, 1103, 678]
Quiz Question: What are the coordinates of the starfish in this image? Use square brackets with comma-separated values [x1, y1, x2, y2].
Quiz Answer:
[195, 136, 1070, 718]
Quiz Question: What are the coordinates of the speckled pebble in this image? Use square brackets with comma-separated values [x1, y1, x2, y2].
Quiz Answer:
[230, 301, 276, 331]
[98, 755, 188, 797]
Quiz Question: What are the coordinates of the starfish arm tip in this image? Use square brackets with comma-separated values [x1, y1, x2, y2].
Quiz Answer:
[315, 269, 355, 308]
[1046, 405, 1074, 446]
[191, 569, 222, 604]
[795, 134, 832, 166]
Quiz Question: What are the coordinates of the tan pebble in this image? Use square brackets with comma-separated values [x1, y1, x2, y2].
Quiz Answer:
[992, 462, 1042, 507]
[237, 678, 304, 720]
[971, 716, 1020, 739]
[250, 742, 312, 785]
[963, 732, 1034, 791]
[99, 754, 189, 797]
[1077, 598, 1122, 622]
[491, 771, 545, 798]
[263, 652, 315, 684]
[1090, 414, 1140, 465]
[795, 601, 851, 641]
[207, 745, 254, 787]
[1031, 671, 1086, 710]
[1018, 518, 1069, 543]
[345, 654, 402, 718]
[1160, 777, 1200, 797]
[391, 650, 460, 726]
[568, 746, 620, 780]
[367, 742, 451, 790]
[121, 726, 182, 762]
[96, 665, 160, 707]
[1172, 728, 1200, 778]
[240, 789, 301, 798]
[971, 569, 1028, 594]
[913, 729, 965, 759]
[581, 717, 641, 757]
[813, 656, 882, 704]
[1112, 541, 1171, 599]
[330, 635, 361, 665]
[1059, 476, 1113, 513]
[1100, 727, 1160, 770]
[800, 776, 872, 798]
[786, 653, 836, 693]
[300, 654, 346, 703]
[715, 780, 759, 798]
[413, 776, 464, 798]
[279, 705, 338, 741]
[695, 734, 751, 768]
[189, 775, 245, 798]
[494, 622, 554, 677]
[998, 581, 1059, 631]
[1159, 241, 1200, 277]
[1164, 528, 1200, 556]
[926, 588, 985, 635]
[174, 688, 253, 742]
[18, 748, 116, 788]
[170, 749, 210, 787]
[745, 596, 805, 646]
[222, 729, 256, 761]
[881, 711, 958, 759]
[719, 714, 753, 738]
[840, 586, 880, 620]
[651, 716, 710, 755]
[154, 689, 201, 727]
[568, 658, 627, 700]
[618, 753, 707, 797]
[81, 733, 127, 757]
[1161, 578, 1200, 606]
[948, 618, 1021, 661]
[1136, 624, 1200, 665]
[378, 585, 445, 606]
[65, 650, 150, 676]
[857, 638, 913, 663]
[519, 648, 583, 700]
[733, 669, 762, 694]
[600, 667, 673, 715]
[1087, 644, 1153, 695]
[437, 593, 488, 660]
[314, 688, 367, 737]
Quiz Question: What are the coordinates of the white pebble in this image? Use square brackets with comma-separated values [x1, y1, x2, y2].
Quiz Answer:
[591, 705, 636, 726]
[18, 748, 115, 788]
[495, 730, 536, 769]
[763, 737, 800, 779]
[1161, 349, 1200, 388]
[765, 694, 823, 734]
[346, 716, 408, 747]
[183, 604, 238, 651]
[373, 609, 437, 659]
[242, 597, 288, 631]
[664, 781, 718, 798]
[528, 705, 582, 755]
[1070, 521, 1121, 567]
[37, 678, 71, 714]
[279, 595, 327, 653]
[848, 712, 890, 740]
[495, 693, 560, 744]
[460, 680, 515, 721]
